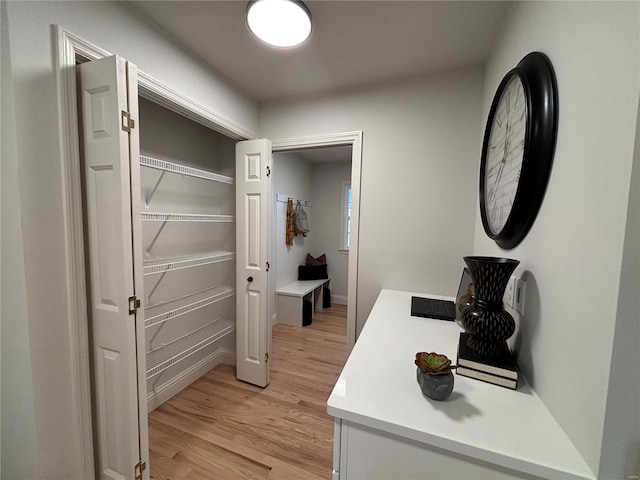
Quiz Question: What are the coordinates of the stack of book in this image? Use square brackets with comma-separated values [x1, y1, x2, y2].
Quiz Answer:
[456, 333, 518, 389]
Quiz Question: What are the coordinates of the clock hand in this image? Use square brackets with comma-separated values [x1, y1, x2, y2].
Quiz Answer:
[489, 158, 506, 204]
[486, 157, 503, 178]
[488, 89, 517, 209]
[490, 118, 511, 205]
[491, 117, 510, 199]
[486, 130, 506, 182]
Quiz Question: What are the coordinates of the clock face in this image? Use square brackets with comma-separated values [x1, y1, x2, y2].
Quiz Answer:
[479, 52, 558, 250]
[484, 74, 528, 235]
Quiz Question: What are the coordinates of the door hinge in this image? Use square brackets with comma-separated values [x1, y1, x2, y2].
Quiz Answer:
[266, 261, 270, 272]
[121, 110, 135, 132]
[266, 165, 271, 177]
[134, 460, 146, 480]
[265, 352, 269, 362]
[128, 295, 141, 315]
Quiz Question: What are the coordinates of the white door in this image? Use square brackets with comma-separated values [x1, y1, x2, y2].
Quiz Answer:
[236, 139, 272, 387]
[79, 55, 148, 480]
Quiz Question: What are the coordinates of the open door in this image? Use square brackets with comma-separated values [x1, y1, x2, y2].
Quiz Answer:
[79, 55, 148, 480]
[236, 139, 272, 387]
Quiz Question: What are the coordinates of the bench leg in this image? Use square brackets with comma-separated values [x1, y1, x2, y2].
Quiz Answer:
[314, 285, 324, 311]
[277, 295, 304, 326]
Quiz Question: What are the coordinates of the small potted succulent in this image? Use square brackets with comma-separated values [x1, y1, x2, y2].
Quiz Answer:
[415, 352, 456, 401]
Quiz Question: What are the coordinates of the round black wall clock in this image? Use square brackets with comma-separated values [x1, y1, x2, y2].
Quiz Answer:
[479, 51, 558, 249]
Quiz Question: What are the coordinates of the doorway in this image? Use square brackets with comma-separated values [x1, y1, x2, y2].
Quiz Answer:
[272, 133, 362, 353]
[272, 146, 352, 342]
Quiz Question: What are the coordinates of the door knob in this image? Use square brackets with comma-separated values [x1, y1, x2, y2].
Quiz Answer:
[247, 276, 254, 282]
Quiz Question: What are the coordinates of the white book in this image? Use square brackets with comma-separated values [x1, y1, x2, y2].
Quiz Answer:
[456, 366, 518, 390]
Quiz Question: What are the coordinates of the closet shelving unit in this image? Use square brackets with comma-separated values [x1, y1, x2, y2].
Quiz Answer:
[142, 215, 234, 259]
[143, 251, 235, 275]
[140, 154, 234, 187]
[144, 284, 235, 328]
[142, 212, 234, 222]
[140, 153, 236, 389]
[146, 317, 235, 379]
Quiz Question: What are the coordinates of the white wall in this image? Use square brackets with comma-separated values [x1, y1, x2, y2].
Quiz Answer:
[473, 2, 640, 476]
[273, 152, 313, 290]
[1, 2, 38, 477]
[310, 161, 352, 302]
[261, 70, 484, 334]
[2, 1, 258, 477]
[139, 97, 237, 177]
[599, 98, 640, 479]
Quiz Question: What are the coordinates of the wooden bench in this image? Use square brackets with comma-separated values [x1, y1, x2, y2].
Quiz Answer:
[276, 278, 331, 326]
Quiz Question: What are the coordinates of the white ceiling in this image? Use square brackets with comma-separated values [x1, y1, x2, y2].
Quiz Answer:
[129, 1, 512, 104]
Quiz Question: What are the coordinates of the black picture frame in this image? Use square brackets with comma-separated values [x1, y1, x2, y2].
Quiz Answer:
[479, 51, 559, 250]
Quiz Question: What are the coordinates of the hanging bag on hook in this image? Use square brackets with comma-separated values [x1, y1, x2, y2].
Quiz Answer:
[294, 202, 310, 236]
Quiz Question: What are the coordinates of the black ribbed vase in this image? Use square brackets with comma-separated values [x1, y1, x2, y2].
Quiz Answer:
[460, 256, 520, 358]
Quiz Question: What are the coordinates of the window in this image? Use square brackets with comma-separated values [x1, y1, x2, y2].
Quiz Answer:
[340, 181, 352, 253]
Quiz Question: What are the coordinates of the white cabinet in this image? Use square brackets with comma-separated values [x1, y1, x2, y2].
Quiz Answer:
[328, 290, 595, 480]
[333, 420, 532, 480]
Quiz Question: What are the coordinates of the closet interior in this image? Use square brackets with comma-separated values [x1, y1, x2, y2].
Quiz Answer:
[137, 97, 237, 409]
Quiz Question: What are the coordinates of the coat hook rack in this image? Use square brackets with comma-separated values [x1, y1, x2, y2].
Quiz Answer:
[276, 193, 312, 207]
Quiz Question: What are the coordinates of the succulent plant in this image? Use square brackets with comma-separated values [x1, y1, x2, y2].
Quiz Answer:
[415, 352, 456, 375]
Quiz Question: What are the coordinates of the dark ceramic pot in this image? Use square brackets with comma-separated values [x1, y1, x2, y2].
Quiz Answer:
[461, 256, 520, 358]
[416, 368, 454, 401]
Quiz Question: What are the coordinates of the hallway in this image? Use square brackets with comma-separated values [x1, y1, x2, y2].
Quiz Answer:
[148, 304, 348, 479]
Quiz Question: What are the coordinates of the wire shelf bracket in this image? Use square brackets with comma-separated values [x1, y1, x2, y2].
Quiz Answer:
[143, 251, 235, 276]
[143, 251, 235, 304]
[142, 212, 234, 223]
[145, 285, 235, 328]
[146, 318, 235, 379]
[140, 155, 234, 209]
[142, 213, 235, 258]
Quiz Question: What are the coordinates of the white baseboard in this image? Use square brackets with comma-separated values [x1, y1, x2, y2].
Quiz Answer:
[332, 295, 347, 305]
[147, 347, 235, 411]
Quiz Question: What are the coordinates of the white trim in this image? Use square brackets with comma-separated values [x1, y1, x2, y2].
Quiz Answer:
[147, 348, 235, 412]
[55, 26, 255, 477]
[138, 74, 256, 141]
[57, 27, 257, 140]
[272, 131, 362, 353]
[340, 180, 351, 252]
[272, 131, 361, 150]
[332, 295, 348, 306]
[54, 26, 97, 478]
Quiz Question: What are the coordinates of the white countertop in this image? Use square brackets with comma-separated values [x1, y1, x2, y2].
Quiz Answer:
[327, 289, 595, 480]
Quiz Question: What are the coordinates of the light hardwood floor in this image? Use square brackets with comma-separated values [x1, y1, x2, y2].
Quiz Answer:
[148, 304, 348, 479]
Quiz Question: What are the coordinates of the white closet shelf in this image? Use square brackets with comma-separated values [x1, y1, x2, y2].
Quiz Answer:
[141, 212, 234, 223]
[146, 317, 234, 379]
[143, 251, 235, 276]
[140, 155, 234, 185]
[145, 284, 235, 328]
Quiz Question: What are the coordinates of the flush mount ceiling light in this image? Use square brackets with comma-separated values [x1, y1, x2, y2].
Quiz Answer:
[247, 0, 312, 48]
